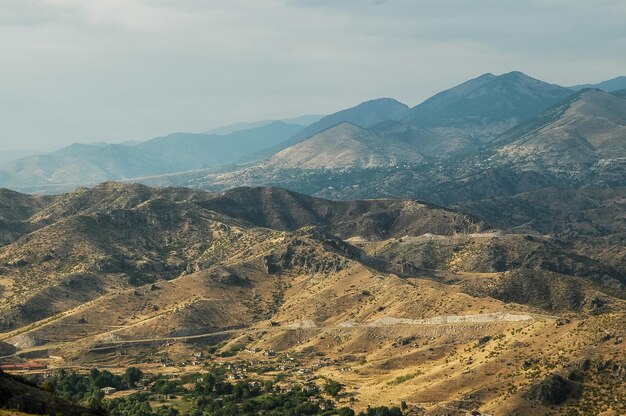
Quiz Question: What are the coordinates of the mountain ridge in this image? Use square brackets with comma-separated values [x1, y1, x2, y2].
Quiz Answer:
[137, 120, 304, 168]
[493, 89, 626, 180]
[248, 98, 410, 162]
[569, 75, 626, 92]
[205, 114, 324, 135]
[3, 71, 626, 201]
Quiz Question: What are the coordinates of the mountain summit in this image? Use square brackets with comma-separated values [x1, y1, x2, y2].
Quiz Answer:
[401, 71, 572, 135]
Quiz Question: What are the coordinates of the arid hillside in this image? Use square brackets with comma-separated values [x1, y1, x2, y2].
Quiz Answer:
[0, 183, 624, 416]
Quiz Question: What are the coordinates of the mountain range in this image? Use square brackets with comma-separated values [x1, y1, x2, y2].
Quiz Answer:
[189, 78, 626, 208]
[0, 122, 308, 190]
[3, 71, 624, 197]
[0, 149, 41, 165]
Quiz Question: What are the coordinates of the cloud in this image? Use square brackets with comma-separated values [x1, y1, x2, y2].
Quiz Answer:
[0, 1, 625, 151]
[0, 0, 81, 26]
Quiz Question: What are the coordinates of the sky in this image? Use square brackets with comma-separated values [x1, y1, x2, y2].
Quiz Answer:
[1, 0, 625, 152]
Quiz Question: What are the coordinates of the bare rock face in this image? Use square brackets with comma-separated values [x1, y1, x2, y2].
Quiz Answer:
[261, 226, 364, 275]
[6, 334, 43, 349]
[209, 268, 249, 286]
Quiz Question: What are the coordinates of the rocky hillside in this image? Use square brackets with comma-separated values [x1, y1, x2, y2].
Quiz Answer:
[0, 183, 492, 332]
[494, 89, 626, 182]
[0, 183, 624, 416]
[454, 187, 626, 238]
[199, 186, 491, 239]
[0, 183, 622, 333]
[0, 190, 54, 247]
[454, 188, 626, 273]
[267, 123, 424, 169]
[374, 233, 625, 311]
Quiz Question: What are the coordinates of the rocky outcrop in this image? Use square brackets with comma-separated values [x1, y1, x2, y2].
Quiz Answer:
[526, 374, 572, 405]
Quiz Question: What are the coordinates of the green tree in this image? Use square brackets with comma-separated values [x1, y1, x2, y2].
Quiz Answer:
[42, 380, 55, 393]
[124, 367, 143, 386]
[86, 388, 104, 410]
[323, 379, 343, 397]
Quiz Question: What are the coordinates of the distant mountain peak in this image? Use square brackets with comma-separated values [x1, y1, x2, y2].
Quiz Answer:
[55, 142, 99, 155]
[401, 71, 572, 131]
[359, 97, 406, 105]
[327, 121, 364, 130]
[564, 88, 606, 103]
[499, 70, 527, 78]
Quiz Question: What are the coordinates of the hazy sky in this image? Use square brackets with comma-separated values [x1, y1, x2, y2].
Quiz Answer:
[1, 0, 625, 151]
